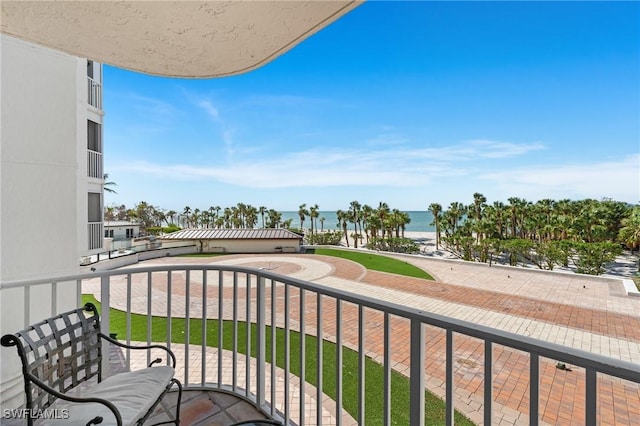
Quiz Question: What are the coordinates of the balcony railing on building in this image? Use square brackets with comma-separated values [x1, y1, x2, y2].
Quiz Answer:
[88, 222, 103, 250]
[87, 77, 102, 109]
[87, 149, 103, 179]
[1, 265, 638, 425]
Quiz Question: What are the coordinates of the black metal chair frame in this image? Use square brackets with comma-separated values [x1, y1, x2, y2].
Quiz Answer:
[1, 302, 182, 426]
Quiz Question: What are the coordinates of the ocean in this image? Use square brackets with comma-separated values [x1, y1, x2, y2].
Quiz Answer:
[279, 211, 435, 232]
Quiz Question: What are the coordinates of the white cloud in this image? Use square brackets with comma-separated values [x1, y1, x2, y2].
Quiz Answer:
[197, 100, 219, 121]
[479, 154, 640, 202]
[117, 139, 551, 190]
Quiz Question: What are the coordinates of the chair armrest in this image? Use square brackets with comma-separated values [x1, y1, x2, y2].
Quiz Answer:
[26, 372, 122, 426]
[98, 332, 177, 368]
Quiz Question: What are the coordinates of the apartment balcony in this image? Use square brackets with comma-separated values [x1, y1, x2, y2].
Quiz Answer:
[88, 221, 103, 250]
[87, 149, 103, 178]
[1, 263, 639, 425]
[87, 76, 102, 109]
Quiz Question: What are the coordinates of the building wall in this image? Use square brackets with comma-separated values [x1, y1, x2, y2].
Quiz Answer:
[1, 35, 82, 283]
[201, 239, 301, 253]
[105, 224, 140, 240]
[83, 59, 105, 255]
[0, 35, 97, 409]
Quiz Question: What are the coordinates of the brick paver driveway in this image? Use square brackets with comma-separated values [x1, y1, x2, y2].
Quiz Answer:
[85, 252, 640, 425]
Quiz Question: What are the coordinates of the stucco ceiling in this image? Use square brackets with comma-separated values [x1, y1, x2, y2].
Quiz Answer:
[1, 1, 361, 78]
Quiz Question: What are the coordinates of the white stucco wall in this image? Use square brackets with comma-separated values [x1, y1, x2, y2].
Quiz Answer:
[1, 35, 87, 409]
[106, 224, 140, 240]
[1, 35, 81, 282]
[200, 239, 301, 253]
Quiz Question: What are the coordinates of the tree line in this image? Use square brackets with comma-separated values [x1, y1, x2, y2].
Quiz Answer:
[428, 194, 640, 274]
[105, 202, 293, 231]
[104, 194, 640, 274]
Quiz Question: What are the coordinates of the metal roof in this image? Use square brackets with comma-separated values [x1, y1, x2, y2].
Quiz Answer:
[161, 228, 302, 241]
[104, 221, 140, 227]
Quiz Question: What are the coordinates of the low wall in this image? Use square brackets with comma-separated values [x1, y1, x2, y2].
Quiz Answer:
[81, 245, 197, 272]
[138, 245, 197, 261]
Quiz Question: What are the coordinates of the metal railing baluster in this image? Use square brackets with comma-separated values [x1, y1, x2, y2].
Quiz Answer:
[246, 273, 251, 398]
[446, 329, 454, 426]
[233, 271, 238, 392]
[409, 319, 425, 425]
[146, 272, 152, 367]
[257, 275, 266, 408]
[185, 272, 190, 385]
[101, 275, 111, 377]
[284, 284, 291, 425]
[585, 368, 597, 426]
[358, 305, 365, 425]
[200, 270, 207, 386]
[317, 293, 324, 426]
[336, 298, 342, 426]
[484, 340, 493, 425]
[530, 353, 539, 426]
[299, 288, 306, 426]
[166, 271, 172, 360]
[384, 312, 391, 426]
[218, 270, 223, 388]
[271, 278, 277, 417]
[126, 274, 132, 370]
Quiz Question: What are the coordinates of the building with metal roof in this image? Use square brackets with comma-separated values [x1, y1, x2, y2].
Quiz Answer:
[161, 228, 303, 254]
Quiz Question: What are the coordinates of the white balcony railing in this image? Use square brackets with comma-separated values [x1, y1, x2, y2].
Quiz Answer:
[87, 149, 103, 179]
[88, 222, 103, 250]
[1, 265, 638, 425]
[87, 77, 102, 109]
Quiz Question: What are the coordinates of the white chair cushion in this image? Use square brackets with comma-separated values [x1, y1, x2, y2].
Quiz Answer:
[44, 366, 175, 426]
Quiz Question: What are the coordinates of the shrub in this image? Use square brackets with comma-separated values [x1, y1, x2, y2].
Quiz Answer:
[306, 231, 343, 245]
[366, 237, 420, 254]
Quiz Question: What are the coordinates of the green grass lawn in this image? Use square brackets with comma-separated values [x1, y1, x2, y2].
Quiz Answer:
[309, 248, 434, 280]
[85, 294, 472, 425]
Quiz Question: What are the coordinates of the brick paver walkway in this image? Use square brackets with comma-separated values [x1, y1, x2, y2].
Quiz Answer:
[84, 253, 640, 425]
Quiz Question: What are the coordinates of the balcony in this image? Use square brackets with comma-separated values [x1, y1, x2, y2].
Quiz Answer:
[1, 259, 638, 425]
[87, 149, 103, 178]
[88, 221, 103, 250]
[87, 76, 102, 109]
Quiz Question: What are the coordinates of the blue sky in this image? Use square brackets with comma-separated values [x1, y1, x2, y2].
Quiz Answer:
[104, 1, 640, 211]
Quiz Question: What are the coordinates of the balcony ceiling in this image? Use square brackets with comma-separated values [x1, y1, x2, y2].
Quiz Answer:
[0, 1, 361, 78]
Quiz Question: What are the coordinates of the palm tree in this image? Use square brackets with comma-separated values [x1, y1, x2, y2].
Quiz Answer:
[104, 205, 116, 221]
[103, 173, 118, 194]
[320, 216, 325, 232]
[492, 201, 506, 239]
[361, 204, 373, 243]
[398, 211, 411, 238]
[428, 203, 442, 249]
[336, 209, 349, 247]
[267, 209, 282, 228]
[298, 203, 308, 231]
[166, 210, 177, 225]
[259, 206, 267, 228]
[447, 202, 465, 234]
[350, 201, 362, 238]
[472, 192, 486, 221]
[619, 206, 640, 252]
[309, 204, 319, 236]
[182, 206, 192, 228]
[377, 202, 390, 238]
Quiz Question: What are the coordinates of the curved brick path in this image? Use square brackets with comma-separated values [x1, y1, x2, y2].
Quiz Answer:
[84, 253, 640, 425]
